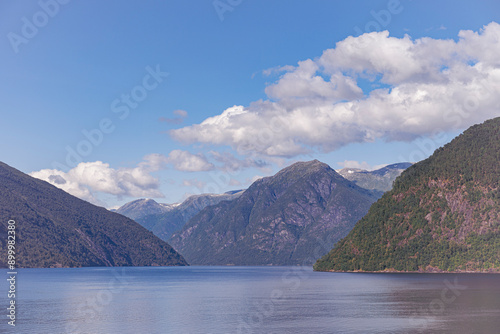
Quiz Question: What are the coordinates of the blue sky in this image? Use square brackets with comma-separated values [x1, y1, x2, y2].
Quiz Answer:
[1, 0, 499, 208]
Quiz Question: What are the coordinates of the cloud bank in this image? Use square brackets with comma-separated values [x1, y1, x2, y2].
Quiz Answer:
[31, 151, 215, 205]
[30, 150, 265, 205]
[171, 23, 500, 158]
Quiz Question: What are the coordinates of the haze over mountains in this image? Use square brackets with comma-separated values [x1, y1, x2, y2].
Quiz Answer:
[315, 117, 500, 273]
[0, 162, 187, 268]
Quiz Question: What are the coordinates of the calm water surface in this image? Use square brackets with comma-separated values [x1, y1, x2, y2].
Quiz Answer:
[1, 266, 499, 333]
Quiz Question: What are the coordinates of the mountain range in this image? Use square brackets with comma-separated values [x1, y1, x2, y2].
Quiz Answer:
[169, 160, 381, 265]
[117, 164, 409, 245]
[315, 117, 500, 273]
[115, 190, 244, 241]
[338, 162, 413, 194]
[0, 162, 187, 268]
[113, 198, 178, 220]
[0, 149, 411, 268]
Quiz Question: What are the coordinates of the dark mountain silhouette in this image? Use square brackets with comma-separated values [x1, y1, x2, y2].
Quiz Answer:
[0, 162, 187, 268]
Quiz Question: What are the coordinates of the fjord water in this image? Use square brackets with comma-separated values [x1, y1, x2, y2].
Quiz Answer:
[1, 267, 499, 334]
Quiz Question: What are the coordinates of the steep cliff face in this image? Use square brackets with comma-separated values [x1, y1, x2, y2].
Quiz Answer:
[170, 160, 379, 265]
[0, 162, 187, 268]
[315, 117, 500, 273]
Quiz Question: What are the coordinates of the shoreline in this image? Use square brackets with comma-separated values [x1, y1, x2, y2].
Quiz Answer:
[315, 269, 500, 274]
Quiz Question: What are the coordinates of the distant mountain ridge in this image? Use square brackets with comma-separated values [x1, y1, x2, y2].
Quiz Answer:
[338, 162, 412, 193]
[114, 198, 179, 220]
[116, 164, 411, 244]
[169, 160, 380, 265]
[116, 190, 244, 241]
[0, 162, 187, 268]
[315, 117, 500, 273]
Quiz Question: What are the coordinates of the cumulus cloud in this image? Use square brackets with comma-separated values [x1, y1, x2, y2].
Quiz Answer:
[30, 150, 214, 205]
[166, 150, 214, 172]
[171, 22, 500, 158]
[32, 168, 101, 205]
[138, 150, 214, 172]
[265, 59, 363, 102]
[31, 156, 167, 205]
[262, 65, 296, 77]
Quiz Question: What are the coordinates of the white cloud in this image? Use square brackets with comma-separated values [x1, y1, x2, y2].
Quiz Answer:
[30, 157, 165, 206]
[170, 22, 500, 158]
[30, 150, 214, 205]
[262, 65, 296, 77]
[337, 160, 387, 171]
[318, 31, 457, 85]
[265, 59, 363, 102]
[338, 160, 373, 171]
[31, 168, 102, 205]
[166, 150, 214, 172]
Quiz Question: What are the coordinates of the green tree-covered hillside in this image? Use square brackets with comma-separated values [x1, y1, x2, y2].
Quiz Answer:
[315, 117, 500, 273]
